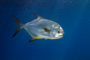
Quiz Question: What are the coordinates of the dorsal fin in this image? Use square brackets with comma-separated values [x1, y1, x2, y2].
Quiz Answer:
[33, 14, 42, 19]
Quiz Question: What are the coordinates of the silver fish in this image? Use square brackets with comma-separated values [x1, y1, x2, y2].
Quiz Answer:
[13, 14, 64, 42]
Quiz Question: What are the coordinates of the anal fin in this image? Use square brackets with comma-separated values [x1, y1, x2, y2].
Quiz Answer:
[29, 35, 41, 42]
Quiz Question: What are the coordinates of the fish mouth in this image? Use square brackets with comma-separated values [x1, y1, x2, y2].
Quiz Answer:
[50, 34, 64, 39]
[59, 34, 64, 38]
[55, 33, 64, 39]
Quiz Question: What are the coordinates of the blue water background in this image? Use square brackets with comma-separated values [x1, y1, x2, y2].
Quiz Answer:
[0, 0, 90, 60]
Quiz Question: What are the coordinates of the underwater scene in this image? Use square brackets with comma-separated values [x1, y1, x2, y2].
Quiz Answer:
[0, 0, 90, 60]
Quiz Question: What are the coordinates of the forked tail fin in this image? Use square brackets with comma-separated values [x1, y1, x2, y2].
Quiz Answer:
[13, 16, 23, 37]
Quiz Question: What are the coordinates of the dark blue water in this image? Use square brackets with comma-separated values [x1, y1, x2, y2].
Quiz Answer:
[0, 0, 90, 60]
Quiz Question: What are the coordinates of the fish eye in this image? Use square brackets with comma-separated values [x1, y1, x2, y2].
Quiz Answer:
[58, 31, 60, 33]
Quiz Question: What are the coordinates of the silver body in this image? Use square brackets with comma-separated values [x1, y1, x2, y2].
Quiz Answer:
[23, 18, 64, 40]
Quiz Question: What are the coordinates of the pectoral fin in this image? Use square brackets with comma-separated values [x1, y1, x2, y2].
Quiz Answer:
[29, 35, 41, 42]
[44, 28, 51, 33]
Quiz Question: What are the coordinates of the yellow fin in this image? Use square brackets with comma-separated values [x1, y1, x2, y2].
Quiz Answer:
[29, 35, 41, 42]
[33, 14, 42, 19]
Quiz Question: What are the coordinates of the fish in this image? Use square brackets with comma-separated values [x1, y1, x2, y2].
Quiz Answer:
[13, 14, 64, 42]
